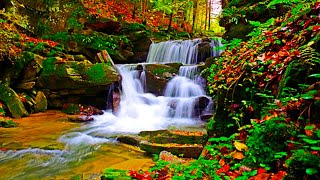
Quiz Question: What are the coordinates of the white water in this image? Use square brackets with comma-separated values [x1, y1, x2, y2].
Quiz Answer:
[179, 65, 199, 80]
[147, 38, 223, 64]
[86, 64, 208, 136]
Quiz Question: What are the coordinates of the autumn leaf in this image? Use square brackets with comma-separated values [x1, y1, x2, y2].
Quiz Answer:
[234, 141, 248, 151]
[232, 151, 245, 160]
[216, 164, 230, 175]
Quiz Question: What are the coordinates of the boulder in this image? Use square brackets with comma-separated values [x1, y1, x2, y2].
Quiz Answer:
[0, 84, 29, 118]
[117, 129, 208, 158]
[37, 58, 119, 89]
[34, 91, 47, 113]
[36, 56, 120, 108]
[144, 64, 179, 95]
[21, 53, 44, 82]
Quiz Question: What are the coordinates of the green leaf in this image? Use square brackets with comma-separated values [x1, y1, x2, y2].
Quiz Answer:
[209, 136, 229, 142]
[308, 74, 320, 78]
[249, 170, 258, 176]
[311, 146, 320, 151]
[302, 138, 319, 144]
[306, 168, 318, 175]
[305, 125, 316, 130]
[301, 94, 314, 100]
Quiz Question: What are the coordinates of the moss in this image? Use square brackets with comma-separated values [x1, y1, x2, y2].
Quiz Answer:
[87, 63, 111, 84]
[0, 84, 29, 118]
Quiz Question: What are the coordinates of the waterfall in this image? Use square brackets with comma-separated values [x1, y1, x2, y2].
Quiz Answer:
[178, 65, 199, 80]
[146, 38, 223, 64]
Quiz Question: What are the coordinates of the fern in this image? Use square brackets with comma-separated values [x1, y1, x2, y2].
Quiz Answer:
[300, 46, 320, 65]
[267, 0, 301, 8]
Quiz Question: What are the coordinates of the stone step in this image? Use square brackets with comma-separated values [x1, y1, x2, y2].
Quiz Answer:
[140, 141, 203, 158]
[117, 129, 207, 158]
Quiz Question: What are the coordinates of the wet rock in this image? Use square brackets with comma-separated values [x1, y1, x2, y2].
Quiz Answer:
[200, 114, 214, 122]
[144, 64, 179, 95]
[117, 135, 141, 147]
[165, 62, 183, 70]
[34, 91, 47, 113]
[0, 84, 29, 118]
[194, 96, 211, 111]
[68, 115, 94, 123]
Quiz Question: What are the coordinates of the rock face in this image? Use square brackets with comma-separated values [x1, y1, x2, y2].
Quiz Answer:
[0, 84, 29, 118]
[36, 57, 120, 109]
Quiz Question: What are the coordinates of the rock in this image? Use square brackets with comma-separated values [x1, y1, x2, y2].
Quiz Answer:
[117, 135, 141, 146]
[165, 63, 183, 70]
[73, 55, 87, 62]
[21, 53, 44, 82]
[34, 91, 47, 113]
[145, 64, 179, 95]
[140, 141, 203, 158]
[16, 82, 36, 90]
[0, 84, 29, 118]
[36, 56, 119, 108]
[200, 114, 214, 122]
[138, 130, 208, 145]
[159, 151, 186, 163]
[68, 115, 94, 123]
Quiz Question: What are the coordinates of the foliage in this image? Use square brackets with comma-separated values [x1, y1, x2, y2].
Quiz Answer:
[43, 31, 130, 52]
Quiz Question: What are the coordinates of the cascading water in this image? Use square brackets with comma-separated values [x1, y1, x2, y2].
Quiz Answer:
[147, 38, 223, 64]
[0, 36, 218, 179]
[178, 65, 199, 80]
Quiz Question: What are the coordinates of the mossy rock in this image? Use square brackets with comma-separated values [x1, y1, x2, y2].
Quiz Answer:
[34, 91, 47, 113]
[0, 84, 29, 118]
[139, 130, 208, 145]
[145, 64, 179, 95]
[140, 142, 203, 158]
[37, 58, 119, 89]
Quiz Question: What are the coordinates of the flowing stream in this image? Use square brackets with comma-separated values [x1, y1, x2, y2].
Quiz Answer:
[0, 38, 221, 179]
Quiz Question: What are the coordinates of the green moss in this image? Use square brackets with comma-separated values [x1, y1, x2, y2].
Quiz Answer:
[42, 57, 57, 75]
[0, 84, 29, 118]
[152, 67, 176, 75]
[87, 63, 111, 83]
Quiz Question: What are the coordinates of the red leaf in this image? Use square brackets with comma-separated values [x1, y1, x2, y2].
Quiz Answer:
[217, 164, 230, 175]
[249, 173, 270, 180]
[312, 26, 320, 32]
[257, 168, 267, 174]
[270, 171, 287, 180]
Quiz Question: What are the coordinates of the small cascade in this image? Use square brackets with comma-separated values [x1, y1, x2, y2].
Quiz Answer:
[147, 38, 223, 64]
[178, 65, 199, 80]
[164, 76, 212, 119]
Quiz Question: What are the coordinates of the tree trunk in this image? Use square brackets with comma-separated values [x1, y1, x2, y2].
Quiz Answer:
[192, 0, 198, 33]
[205, 0, 208, 30]
[208, 0, 212, 30]
[167, 13, 173, 32]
